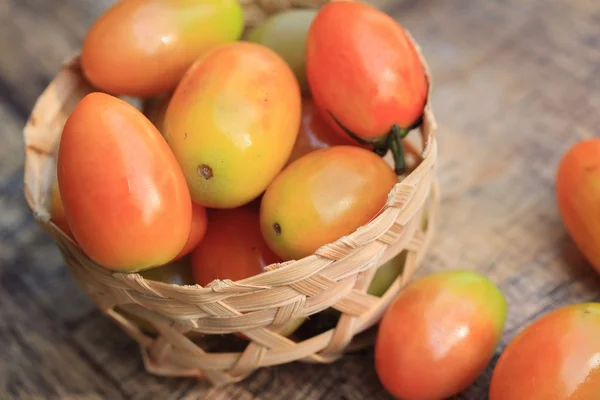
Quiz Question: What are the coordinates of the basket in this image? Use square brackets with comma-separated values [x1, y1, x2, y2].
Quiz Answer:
[23, 0, 439, 387]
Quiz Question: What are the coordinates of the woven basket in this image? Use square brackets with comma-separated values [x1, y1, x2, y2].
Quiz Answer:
[23, 0, 439, 387]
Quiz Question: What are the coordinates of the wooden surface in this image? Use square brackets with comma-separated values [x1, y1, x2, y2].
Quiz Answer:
[2, 0, 600, 398]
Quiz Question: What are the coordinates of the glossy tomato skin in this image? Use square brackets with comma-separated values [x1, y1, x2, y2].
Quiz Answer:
[164, 42, 301, 209]
[81, 0, 244, 97]
[306, 1, 428, 139]
[287, 97, 361, 165]
[57, 92, 192, 272]
[375, 270, 507, 400]
[489, 303, 600, 400]
[172, 202, 208, 261]
[191, 207, 280, 286]
[245, 9, 317, 94]
[260, 145, 398, 261]
[556, 139, 600, 273]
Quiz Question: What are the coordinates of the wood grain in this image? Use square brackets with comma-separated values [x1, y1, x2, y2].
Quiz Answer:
[1, 0, 600, 398]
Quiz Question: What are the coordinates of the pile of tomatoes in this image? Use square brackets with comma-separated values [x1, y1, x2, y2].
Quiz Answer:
[47, 0, 600, 398]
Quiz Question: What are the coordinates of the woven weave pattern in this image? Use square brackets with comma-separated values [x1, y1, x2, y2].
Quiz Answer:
[23, 0, 439, 386]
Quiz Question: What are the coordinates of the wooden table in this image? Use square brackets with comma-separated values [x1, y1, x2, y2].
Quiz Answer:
[2, 0, 599, 398]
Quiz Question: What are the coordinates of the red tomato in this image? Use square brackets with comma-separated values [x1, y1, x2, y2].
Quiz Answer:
[172, 202, 208, 261]
[556, 139, 600, 273]
[489, 303, 600, 400]
[375, 270, 507, 400]
[57, 92, 192, 272]
[305, 1, 428, 172]
[287, 97, 361, 165]
[191, 207, 280, 286]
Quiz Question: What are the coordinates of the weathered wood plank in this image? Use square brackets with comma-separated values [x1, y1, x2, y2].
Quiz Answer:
[1, 0, 600, 399]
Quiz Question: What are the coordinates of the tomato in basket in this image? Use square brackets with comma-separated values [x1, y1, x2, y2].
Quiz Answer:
[190, 206, 280, 286]
[305, 1, 429, 173]
[245, 9, 317, 94]
[140, 255, 195, 286]
[171, 202, 208, 262]
[489, 302, 600, 400]
[286, 97, 361, 165]
[556, 138, 600, 274]
[49, 182, 74, 240]
[259, 145, 398, 261]
[80, 0, 244, 97]
[57, 92, 192, 272]
[375, 270, 507, 400]
[163, 42, 302, 209]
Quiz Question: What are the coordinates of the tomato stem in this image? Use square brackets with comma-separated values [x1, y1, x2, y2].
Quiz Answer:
[389, 125, 407, 175]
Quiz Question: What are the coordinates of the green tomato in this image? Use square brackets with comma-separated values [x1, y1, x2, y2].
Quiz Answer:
[367, 251, 407, 297]
[139, 256, 194, 285]
[245, 9, 317, 94]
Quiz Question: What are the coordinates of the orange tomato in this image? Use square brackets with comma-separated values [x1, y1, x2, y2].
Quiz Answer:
[489, 302, 600, 400]
[49, 182, 74, 240]
[287, 97, 360, 165]
[57, 92, 192, 272]
[260, 145, 398, 261]
[172, 202, 208, 261]
[556, 139, 600, 273]
[80, 0, 244, 97]
[375, 270, 507, 400]
[163, 42, 302, 209]
[191, 207, 280, 286]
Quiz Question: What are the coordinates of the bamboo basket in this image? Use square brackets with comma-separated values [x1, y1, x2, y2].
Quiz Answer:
[23, 0, 439, 387]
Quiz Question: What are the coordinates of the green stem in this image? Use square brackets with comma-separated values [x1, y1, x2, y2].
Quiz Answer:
[390, 124, 407, 175]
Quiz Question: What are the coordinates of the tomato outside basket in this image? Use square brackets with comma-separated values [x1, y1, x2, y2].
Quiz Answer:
[23, 0, 440, 387]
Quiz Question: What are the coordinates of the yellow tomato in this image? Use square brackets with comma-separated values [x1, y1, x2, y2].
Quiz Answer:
[164, 42, 302, 209]
[260, 145, 398, 261]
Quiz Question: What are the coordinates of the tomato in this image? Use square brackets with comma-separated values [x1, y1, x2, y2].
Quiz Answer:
[142, 93, 171, 134]
[367, 251, 407, 297]
[80, 0, 244, 97]
[172, 202, 208, 261]
[49, 182, 74, 240]
[375, 270, 507, 400]
[140, 255, 195, 285]
[191, 207, 280, 286]
[287, 97, 361, 165]
[489, 303, 600, 400]
[164, 42, 302, 209]
[57, 92, 192, 272]
[260, 145, 398, 261]
[556, 139, 600, 274]
[305, 1, 428, 173]
[245, 9, 317, 94]
[190, 207, 304, 337]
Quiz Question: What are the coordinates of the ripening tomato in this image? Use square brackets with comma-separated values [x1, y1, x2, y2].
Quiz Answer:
[140, 255, 195, 285]
[80, 0, 244, 97]
[287, 97, 361, 165]
[260, 145, 398, 261]
[190, 207, 304, 337]
[375, 270, 507, 400]
[164, 42, 302, 209]
[49, 182, 74, 240]
[191, 207, 280, 286]
[57, 92, 192, 272]
[489, 303, 600, 400]
[142, 93, 172, 134]
[306, 1, 428, 172]
[556, 139, 600, 274]
[367, 251, 407, 298]
[172, 202, 208, 261]
[245, 9, 317, 94]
